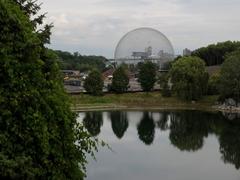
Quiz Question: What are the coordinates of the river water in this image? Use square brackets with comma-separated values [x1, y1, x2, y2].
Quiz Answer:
[78, 110, 240, 180]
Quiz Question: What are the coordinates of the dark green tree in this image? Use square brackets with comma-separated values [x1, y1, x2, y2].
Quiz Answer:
[111, 66, 129, 93]
[192, 41, 240, 66]
[169, 56, 209, 100]
[207, 72, 220, 95]
[55, 50, 107, 72]
[218, 49, 240, 102]
[138, 61, 157, 92]
[0, 1, 96, 179]
[84, 69, 104, 96]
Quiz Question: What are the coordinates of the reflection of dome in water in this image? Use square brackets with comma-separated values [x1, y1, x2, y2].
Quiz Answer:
[114, 27, 174, 69]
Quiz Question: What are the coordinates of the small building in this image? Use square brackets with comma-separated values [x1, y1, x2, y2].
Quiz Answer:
[102, 68, 115, 81]
[62, 70, 80, 78]
[183, 48, 192, 56]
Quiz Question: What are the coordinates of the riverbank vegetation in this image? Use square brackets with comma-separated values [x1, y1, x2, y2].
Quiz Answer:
[80, 49, 240, 109]
[71, 92, 218, 111]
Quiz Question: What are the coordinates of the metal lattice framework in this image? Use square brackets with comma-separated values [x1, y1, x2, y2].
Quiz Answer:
[114, 27, 174, 69]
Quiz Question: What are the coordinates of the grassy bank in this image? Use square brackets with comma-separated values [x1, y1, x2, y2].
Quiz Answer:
[70, 92, 219, 111]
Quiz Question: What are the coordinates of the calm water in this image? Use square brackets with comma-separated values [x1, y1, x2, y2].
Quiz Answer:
[78, 110, 240, 180]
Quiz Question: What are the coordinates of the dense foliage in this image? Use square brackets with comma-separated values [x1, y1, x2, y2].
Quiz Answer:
[55, 50, 108, 72]
[159, 73, 171, 97]
[111, 66, 129, 93]
[207, 72, 220, 95]
[0, 0, 96, 179]
[192, 41, 240, 66]
[84, 70, 104, 96]
[170, 56, 209, 100]
[218, 49, 240, 102]
[138, 61, 157, 92]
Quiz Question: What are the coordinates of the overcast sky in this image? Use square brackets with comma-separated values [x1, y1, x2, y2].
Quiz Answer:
[40, 0, 240, 58]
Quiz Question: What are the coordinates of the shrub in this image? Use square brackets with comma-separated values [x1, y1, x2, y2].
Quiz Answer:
[84, 70, 104, 96]
[111, 66, 129, 93]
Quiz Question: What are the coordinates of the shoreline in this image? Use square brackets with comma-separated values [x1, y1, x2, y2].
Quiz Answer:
[72, 104, 240, 113]
[70, 92, 240, 113]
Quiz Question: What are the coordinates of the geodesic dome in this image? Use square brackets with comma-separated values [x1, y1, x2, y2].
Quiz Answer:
[114, 27, 174, 69]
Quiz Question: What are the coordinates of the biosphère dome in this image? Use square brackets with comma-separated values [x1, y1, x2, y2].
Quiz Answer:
[114, 27, 174, 69]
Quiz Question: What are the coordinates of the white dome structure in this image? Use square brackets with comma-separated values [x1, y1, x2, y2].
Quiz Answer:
[114, 27, 174, 70]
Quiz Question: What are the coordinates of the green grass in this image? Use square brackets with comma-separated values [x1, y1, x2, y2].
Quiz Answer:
[70, 92, 219, 111]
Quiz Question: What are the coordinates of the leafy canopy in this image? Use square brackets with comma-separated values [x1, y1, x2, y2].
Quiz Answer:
[218, 49, 240, 102]
[0, 0, 97, 179]
[84, 69, 104, 96]
[170, 56, 209, 100]
[55, 50, 108, 72]
[192, 41, 240, 66]
[111, 66, 129, 93]
[138, 61, 157, 92]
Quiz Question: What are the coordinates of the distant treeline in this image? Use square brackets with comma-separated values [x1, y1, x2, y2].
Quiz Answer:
[192, 41, 240, 66]
[55, 50, 108, 72]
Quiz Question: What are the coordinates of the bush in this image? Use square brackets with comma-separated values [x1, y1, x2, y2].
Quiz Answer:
[111, 66, 129, 93]
[84, 70, 104, 95]
[218, 49, 240, 102]
[138, 61, 157, 92]
[169, 56, 209, 100]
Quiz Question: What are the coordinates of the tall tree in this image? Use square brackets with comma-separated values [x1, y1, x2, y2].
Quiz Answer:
[218, 49, 240, 102]
[138, 61, 157, 92]
[170, 56, 209, 100]
[111, 66, 129, 93]
[84, 69, 104, 96]
[0, 1, 96, 179]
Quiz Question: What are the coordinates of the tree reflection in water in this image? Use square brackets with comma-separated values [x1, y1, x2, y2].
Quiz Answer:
[81, 110, 240, 170]
[168, 111, 209, 152]
[110, 111, 129, 139]
[219, 119, 240, 169]
[137, 112, 155, 145]
[156, 111, 169, 130]
[83, 112, 103, 136]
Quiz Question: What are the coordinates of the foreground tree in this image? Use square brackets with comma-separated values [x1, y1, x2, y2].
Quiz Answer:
[84, 69, 104, 96]
[138, 61, 157, 92]
[0, 1, 96, 179]
[218, 50, 240, 102]
[170, 56, 209, 100]
[111, 66, 129, 93]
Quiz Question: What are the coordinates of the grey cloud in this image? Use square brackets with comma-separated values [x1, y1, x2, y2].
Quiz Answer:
[40, 0, 240, 58]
